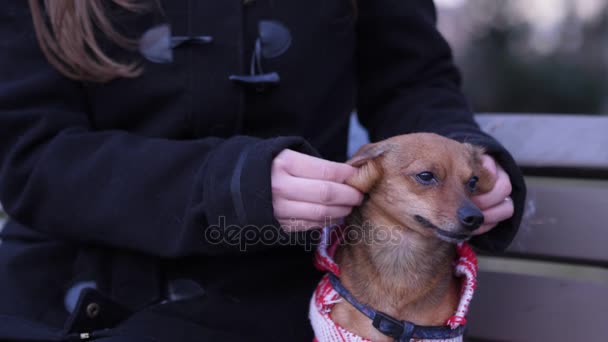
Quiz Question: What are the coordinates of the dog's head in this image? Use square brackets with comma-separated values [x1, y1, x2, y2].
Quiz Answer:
[346, 133, 495, 243]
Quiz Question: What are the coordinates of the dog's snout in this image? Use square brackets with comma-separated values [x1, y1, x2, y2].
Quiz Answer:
[457, 206, 484, 231]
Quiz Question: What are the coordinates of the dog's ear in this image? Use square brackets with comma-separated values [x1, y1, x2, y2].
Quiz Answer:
[470, 145, 495, 194]
[345, 142, 392, 193]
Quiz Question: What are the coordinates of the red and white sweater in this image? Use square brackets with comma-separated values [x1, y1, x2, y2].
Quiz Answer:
[309, 226, 478, 342]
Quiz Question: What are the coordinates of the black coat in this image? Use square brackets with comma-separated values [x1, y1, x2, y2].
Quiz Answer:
[0, 0, 525, 341]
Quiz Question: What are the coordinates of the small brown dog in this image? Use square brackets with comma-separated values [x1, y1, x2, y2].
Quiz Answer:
[310, 133, 494, 342]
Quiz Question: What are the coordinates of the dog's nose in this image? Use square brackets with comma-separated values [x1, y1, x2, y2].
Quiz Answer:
[457, 206, 484, 231]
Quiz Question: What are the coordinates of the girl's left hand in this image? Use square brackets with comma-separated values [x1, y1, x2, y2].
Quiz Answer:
[472, 155, 515, 235]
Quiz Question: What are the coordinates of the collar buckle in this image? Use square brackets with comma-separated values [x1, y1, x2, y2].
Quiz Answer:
[372, 311, 415, 341]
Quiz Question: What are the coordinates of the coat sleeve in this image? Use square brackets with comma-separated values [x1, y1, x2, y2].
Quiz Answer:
[0, 3, 317, 258]
[355, 0, 526, 252]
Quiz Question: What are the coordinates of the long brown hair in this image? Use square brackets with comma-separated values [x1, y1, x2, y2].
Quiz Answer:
[28, 0, 146, 82]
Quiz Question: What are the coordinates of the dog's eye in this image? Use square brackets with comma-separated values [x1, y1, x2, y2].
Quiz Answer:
[416, 172, 437, 185]
[468, 176, 479, 191]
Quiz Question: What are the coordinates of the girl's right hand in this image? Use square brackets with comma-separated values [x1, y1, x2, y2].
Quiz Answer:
[271, 149, 364, 232]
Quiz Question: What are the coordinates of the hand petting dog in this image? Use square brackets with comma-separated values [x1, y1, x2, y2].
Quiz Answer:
[472, 155, 514, 234]
[271, 149, 363, 232]
[272, 149, 513, 234]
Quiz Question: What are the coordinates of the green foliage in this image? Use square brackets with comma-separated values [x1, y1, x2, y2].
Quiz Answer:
[460, 27, 608, 114]
[443, 0, 608, 115]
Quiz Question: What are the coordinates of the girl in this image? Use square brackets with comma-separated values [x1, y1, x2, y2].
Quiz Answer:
[0, 1, 523, 341]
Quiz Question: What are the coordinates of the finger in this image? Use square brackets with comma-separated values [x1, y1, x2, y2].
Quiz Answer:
[473, 167, 512, 209]
[273, 177, 364, 206]
[476, 197, 515, 233]
[273, 199, 353, 222]
[274, 149, 356, 182]
[474, 223, 495, 235]
[278, 219, 339, 232]
[481, 155, 498, 183]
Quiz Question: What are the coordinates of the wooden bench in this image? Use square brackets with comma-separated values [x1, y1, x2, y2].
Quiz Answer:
[467, 114, 608, 341]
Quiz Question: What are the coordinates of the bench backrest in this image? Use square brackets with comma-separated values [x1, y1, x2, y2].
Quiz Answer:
[468, 114, 608, 341]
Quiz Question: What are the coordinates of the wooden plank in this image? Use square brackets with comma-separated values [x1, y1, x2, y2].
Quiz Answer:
[476, 114, 608, 171]
[468, 263, 608, 341]
[478, 256, 608, 286]
[509, 176, 608, 262]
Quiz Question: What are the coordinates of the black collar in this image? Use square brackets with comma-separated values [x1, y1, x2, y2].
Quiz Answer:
[328, 273, 466, 341]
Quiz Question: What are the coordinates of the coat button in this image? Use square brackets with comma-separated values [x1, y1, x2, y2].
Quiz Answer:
[86, 302, 101, 319]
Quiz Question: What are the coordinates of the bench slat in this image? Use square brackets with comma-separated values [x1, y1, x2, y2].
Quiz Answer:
[508, 176, 608, 262]
[468, 270, 608, 341]
[476, 114, 608, 172]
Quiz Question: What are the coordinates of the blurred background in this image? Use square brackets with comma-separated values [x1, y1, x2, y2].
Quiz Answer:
[435, 0, 608, 115]
[433, 3, 608, 340]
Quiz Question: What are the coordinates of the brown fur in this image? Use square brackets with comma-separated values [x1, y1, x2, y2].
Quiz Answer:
[330, 133, 493, 342]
